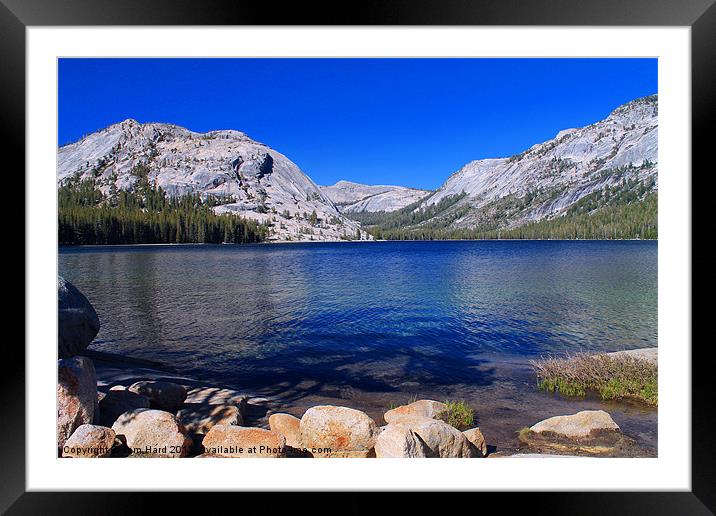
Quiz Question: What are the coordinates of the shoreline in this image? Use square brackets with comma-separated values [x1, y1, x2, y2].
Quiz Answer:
[59, 238, 658, 249]
[88, 345, 658, 457]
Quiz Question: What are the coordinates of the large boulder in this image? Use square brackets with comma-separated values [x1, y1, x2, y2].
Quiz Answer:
[177, 404, 243, 436]
[463, 427, 488, 457]
[98, 389, 150, 427]
[268, 413, 302, 448]
[58, 275, 100, 359]
[374, 424, 427, 458]
[111, 409, 192, 457]
[383, 400, 447, 424]
[529, 410, 620, 438]
[128, 381, 187, 413]
[394, 416, 476, 458]
[57, 356, 97, 448]
[62, 424, 115, 458]
[519, 411, 637, 456]
[300, 405, 378, 458]
[202, 425, 286, 458]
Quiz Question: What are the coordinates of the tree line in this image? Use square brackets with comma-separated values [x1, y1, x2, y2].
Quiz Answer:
[363, 193, 657, 241]
[58, 169, 268, 245]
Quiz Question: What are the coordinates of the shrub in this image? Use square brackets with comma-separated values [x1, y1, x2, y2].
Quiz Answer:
[438, 400, 475, 430]
[531, 352, 657, 406]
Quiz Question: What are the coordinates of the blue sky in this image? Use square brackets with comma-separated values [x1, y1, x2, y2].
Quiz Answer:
[59, 58, 657, 190]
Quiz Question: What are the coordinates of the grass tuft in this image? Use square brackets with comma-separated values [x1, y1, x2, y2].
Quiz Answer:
[438, 400, 475, 430]
[531, 352, 657, 406]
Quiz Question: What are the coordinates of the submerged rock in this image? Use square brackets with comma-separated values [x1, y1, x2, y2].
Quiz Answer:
[111, 408, 192, 457]
[57, 356, 97, 448]
[374, 424, 428, 458]
[300, 405, 378, 458]
[530, 410, 620, 438]
[128, 381, 187, 413]
[184, 387, 248, 416]
[178, 404, 243, 436]
[383, 400, 447, 425]
[58, 275, 100, 359]
[62, 424, 115, 458]
[202, 425, 286, 458]
[268, 413, 302, 449]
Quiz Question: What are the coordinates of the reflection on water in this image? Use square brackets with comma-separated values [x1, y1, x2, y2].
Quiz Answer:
[59, 241, 657, 394]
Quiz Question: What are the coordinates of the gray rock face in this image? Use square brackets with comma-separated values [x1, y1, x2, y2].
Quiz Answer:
[57, 120, 369, 242]
[320, 180, 430, 213]
[58, 275, 100, 359]
[395, 95, 658, 232]
[530, 410, 620, 438]
[57, 356, 97, 448]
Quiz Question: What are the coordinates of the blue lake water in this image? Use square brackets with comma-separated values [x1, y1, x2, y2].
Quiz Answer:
[59, 240, 658, 452]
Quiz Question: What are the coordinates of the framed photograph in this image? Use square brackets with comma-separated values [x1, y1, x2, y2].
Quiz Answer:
[7, 0, 710, 512]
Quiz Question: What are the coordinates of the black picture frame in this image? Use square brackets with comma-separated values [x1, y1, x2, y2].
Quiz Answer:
[5, 0, 710, 513]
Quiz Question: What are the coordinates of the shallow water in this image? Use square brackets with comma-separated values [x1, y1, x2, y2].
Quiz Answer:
[59, 240, 658, 454]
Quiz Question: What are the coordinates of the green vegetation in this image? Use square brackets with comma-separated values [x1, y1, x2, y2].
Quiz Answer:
[349, 175, 657, 240]
[437, 400, 475, 430]
[348, 192, 467, 229]
[59, 168, 268, 245]
[531, 353, 658, 406]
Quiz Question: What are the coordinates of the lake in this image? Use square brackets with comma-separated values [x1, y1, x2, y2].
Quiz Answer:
[59, 240, 658, 453]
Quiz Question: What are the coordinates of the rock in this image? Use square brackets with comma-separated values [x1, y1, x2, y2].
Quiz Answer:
[530, 410, 620, 438]
[268, 413, 302, 448]
[177, 404, 243, 435]
[202, 425, 286, 458]
[62, 424, 115, 458]
[184, 387, 248, 416]
[394, 416, 476, 458]
[58, 275, 100, 358]
[383, 400, 447, 424]
[57, 120, 369, 243]
[98, 389, 151, 427]
[111, 409, 192, 457]
[300, 405, 378, 458]
[374, 424, 428, 458]
[607, 348, 658, 365]
[57, 356, 97, 448]
[128, 381, 187, 413]
[463, 427, 488, 457]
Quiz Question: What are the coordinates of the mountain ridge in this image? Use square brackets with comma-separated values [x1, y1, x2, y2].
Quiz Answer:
[57, 94, 657, 242]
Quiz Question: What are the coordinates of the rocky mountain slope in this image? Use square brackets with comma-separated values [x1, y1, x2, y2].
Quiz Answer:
[320, 180, 429, 213]
[348, 95, 657, 237]
[57, 120, 369, 242]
